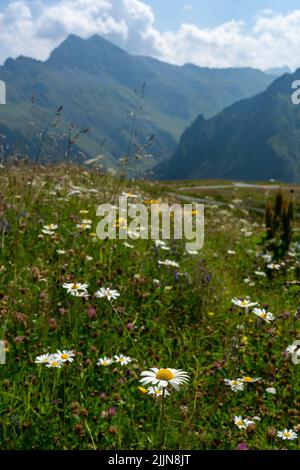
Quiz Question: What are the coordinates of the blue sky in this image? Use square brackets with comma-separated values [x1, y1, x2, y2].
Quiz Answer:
[0, 0, 300, 70]
[147, 0, 300, 29]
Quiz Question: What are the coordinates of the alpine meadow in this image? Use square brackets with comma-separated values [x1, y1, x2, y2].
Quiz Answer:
[0, 0, 299, 456]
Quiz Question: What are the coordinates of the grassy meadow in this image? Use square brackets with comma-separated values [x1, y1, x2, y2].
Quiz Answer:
[0, 164, 299, 450]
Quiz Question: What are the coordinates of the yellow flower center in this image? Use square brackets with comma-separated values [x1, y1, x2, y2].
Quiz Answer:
[61, 354, 68, 359]
[243, 376, 253, 382]
[52, 361, 59, 367]
[261, 312, 267, 318]
[156, 369, 174, 381]
[138, 386, 147, 394]
[236, 420, 243, 426]
[72, 284, 80, 289]
[284, 432, 291, 437]
[241, 300, 248, 306]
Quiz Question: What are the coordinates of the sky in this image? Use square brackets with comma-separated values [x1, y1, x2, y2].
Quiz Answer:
[0, 0, 300, 70]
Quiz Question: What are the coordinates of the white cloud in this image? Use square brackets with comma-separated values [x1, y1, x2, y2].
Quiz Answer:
[0, 0, 299, 70]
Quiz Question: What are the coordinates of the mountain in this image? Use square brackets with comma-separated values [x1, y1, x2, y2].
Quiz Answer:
[265, 66, 292, 76]
[0, 34, 275, 175]
[160, 70, 300, 182]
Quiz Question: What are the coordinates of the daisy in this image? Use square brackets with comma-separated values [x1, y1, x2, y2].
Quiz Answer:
[231, 298, 258, 310]
[234, 416, 254, 430]
[43, 224, 58, 231]
[95, 287, 120, 301]
[35, 353, 52, 364]
[277, 429, 298, 440]
[253, 308, 276, 323]
[56, 249, 66, 255]
[286, 340, 300, 364]
[158, 260, 180, 268]
[62, 283, 89, 297]
[97, 356, 114, 366]
[266, 387, 276, 395]
[114, 354, 132, 366]
[140, 368, 189, 391]
[56, 350, 75, 363]
[148, 386, 170, 398]
[241, 376, 261, 383]
[45, 355, 63, 368]
[224, 378, 245, 392]
[267, 263, 281, 270]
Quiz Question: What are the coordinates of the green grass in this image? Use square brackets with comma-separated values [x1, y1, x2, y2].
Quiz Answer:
[0, 164, 299, 450]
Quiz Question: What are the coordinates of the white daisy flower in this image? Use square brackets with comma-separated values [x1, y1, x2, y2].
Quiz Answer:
[148, 386, 170, 397]
[286, 340, 300, 364]
[277, 429, 298, 440]
[234, 416, 254, 429]
[253, 308, 275, 323]
[254, 270, 267, 277]
[43, 224, 58, 231]
[267, 263, 281, 270]
[266, 387, 276, 395]
[56, 249, 66, 255]
[140, 368, 189, 391]
[56, 350, 75, 363]
[224, 378, 245, 392]
[241, 376, 261, 383]
[62, 283, 89, 297]
[231, 298, 258, 309]
[95, 287, 120, 301]
[158, 260, 180, 268]
[114, 354, 132, 366]
[97, 356, 114, 366]
[45, 355, 63, 368]
[35, 353, 52, 364]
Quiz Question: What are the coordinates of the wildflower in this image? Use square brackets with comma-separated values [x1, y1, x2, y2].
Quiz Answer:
[158, 260, 180, 268]
[231, 298, 258, 309]
[43, 224, 58, 232]
[97, 357, 114, 366]
[286, 340, 300, 364]
[62, 283, 88, 297]
[267, 263, 281, 270]
[227, 250, 236, 255]
[234, 416, 254, 430]
[224, 378, 245, 392]
[253, 308, 275, 323]
[45, 355, 63, 368]
[114, 354, 132, 366]
[140, 368, 189, 391]
[266, 387, 277, 395]
[80, 210, 89, 215]
[56, 350, 75, 363]
[148, 386, 170, 397]
[186, 250, 198, 255]
[56, 249, 66, 255]
[138, 386, 148, 394]
[237, 443, 249, 450]
[241, 376, 261, 383]
[35, 353, 52, 364]
[277, 429, 298, 440]
[95, 287, 120, 301]
[254, 270, 267, 277]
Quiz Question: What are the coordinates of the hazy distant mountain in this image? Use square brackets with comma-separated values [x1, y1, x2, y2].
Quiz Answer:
[265, 66, 291, 76]
[0, 34, 275, 175]
[160, 70, 300, 182]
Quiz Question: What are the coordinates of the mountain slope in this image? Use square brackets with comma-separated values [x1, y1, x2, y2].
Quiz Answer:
[0, 34, 275, 175]
[161, 70, 300, 182]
